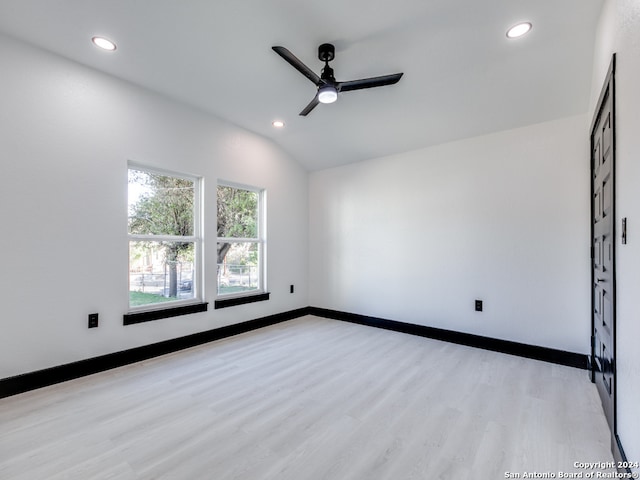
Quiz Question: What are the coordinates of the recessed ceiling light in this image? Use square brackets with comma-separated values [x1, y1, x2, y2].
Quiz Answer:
[272, 120, 285, 128]
[92, 36, 117, 51]
[506, 22, 532, 39]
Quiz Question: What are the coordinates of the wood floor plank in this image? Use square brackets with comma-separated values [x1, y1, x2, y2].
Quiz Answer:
[0, 316, 614, 479]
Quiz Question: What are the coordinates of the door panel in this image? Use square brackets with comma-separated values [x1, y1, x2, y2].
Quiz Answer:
[591, 70, 615, 432]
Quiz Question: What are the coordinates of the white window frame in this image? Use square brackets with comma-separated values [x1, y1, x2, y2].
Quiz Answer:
[127, 162, 203, 313]
[216, 181, 266, 300]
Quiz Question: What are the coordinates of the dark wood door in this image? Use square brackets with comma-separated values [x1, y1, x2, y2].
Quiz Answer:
[591, 56, 616, 432]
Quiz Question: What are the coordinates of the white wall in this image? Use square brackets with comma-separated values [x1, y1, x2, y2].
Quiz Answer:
[310, 114, 590, 354]
[590, 0, 640, 470]
[0, 34, 308, 379]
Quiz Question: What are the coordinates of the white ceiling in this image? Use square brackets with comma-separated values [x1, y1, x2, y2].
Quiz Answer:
[0, 0, 603, 171]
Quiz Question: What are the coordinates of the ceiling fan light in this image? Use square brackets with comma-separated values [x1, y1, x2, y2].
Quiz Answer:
[318, 85, 338, 104]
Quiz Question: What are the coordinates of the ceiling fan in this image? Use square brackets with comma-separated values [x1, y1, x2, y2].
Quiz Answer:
[272, 43, 403, 116]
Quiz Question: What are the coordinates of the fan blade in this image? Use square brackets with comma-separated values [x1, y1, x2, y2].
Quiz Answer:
[272, 46, 322, 86]
[338, 73, 403, 92]
[299, 95, 320, 116]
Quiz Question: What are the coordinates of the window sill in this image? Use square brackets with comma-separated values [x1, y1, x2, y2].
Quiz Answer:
[123, 302, 208, 325]
[214, 292, 270, 309]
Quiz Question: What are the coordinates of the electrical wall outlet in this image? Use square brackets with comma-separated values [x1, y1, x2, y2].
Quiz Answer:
[88, 313, 99, 328]
[475, 300, 483, 312]
[290, 284, 295, 294]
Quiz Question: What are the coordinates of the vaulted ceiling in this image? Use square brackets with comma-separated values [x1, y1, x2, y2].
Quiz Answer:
[0, 0, 603, 170]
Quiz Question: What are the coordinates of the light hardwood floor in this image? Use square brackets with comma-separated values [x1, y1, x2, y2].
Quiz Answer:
[0, 316, 614, 480]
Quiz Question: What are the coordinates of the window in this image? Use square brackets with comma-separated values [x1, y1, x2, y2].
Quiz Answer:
[216, 183, 266, 304]
[127, 164, 202, 313]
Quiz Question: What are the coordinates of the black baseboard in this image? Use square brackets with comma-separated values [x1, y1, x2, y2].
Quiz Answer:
[0, 307, 310, 399]
[308, 307, 589, 370]
[0, 305, 589, 399]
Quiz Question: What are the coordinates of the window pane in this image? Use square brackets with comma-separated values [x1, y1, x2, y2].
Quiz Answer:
[128, 169, 194, 236]
[217, 185, 258, 238]
[129, 241, 195, 307]
[217, 242, 259, 295]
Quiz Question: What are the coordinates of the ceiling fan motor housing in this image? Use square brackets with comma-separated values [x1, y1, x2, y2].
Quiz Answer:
[321, 65, 335, 82]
